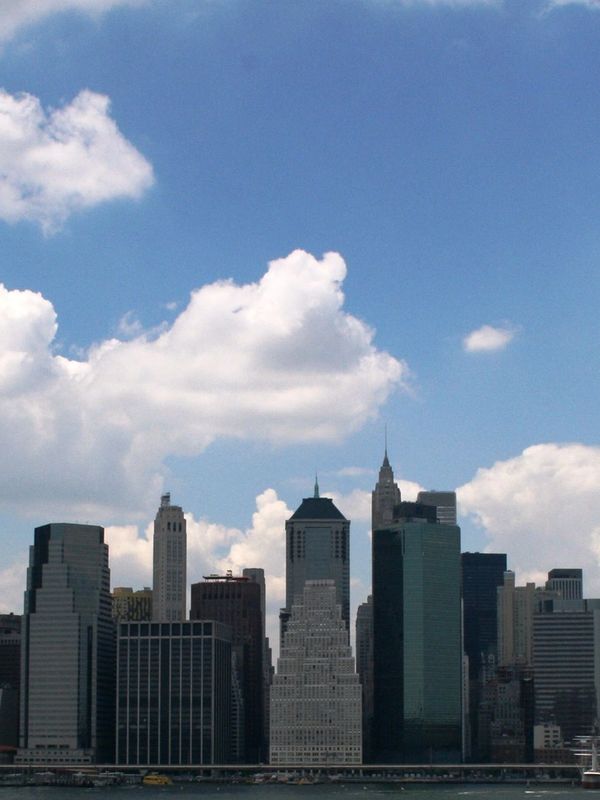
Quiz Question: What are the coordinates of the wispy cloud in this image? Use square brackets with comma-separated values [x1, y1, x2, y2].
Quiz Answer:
[462, 322, 518, 353]
[0, 0, 149, 44]
[0, 89, 153, 233]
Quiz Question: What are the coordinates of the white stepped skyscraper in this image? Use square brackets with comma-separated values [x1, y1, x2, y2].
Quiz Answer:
[152, 492, 187, 621]
[270, 580, 362, 765]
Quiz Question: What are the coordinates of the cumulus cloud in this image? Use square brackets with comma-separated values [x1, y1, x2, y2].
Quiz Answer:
[0, 250, 406, 518]
[0, 0, 148, 43]
[462, 322, 518, 353]
[458, 443, 600, 595]
[0, 89, 154, 232]
[106, 488, 290, 649]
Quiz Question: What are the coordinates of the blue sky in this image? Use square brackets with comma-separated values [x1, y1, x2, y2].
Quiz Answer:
[2, 0, 600, 646]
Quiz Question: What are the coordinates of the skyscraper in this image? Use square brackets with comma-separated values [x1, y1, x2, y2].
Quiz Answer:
[497, 571, 535, 667]
[281, 480, 350, 641]
[116, 620, 231, 765]
[355, 595, 374, 762]
[372, 460, 462, 763]
[0, 614, 21, 752]
[152, 493, 187, 621]
[191, 573, 264, 763]
[372, 448, 401, 531]
[545, 568, 583, 601]
[270, 580, 362, 765]
[461, 552, 507, 760]
[17, 523, 114, 765]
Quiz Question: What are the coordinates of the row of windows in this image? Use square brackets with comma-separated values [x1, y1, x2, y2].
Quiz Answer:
[119, 622, 212, 636]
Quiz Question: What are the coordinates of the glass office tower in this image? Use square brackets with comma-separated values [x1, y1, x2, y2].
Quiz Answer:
[373, 510, 462, 762]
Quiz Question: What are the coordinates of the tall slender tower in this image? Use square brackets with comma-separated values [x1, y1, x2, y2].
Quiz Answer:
[371, 445, 401, 531]
[152, 493, 187, 621]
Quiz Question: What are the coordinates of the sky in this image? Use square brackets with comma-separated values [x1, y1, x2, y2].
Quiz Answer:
[2, 0, 600, 652]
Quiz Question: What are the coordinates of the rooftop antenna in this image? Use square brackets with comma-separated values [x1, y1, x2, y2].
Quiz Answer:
[314, 472, 320, 499]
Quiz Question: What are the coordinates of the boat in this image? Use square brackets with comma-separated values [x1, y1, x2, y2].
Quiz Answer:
[143, 772, 172, 785]
[583, 738, 600, 789]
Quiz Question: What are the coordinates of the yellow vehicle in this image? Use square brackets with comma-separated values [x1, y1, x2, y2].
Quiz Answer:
[142, 772, 172, 785]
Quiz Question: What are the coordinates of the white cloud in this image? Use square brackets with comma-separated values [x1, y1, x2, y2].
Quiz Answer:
[0, 0, 148, 43]
[0, 250, 406, 518]
[458, 443, 600, 594]
[0, 89, 154, 232]
[462, 322, 518, 353]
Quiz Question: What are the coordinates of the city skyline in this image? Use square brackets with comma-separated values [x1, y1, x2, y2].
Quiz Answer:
[2, 0, 600, 657]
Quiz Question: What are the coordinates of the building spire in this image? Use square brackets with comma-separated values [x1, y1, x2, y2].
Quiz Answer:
[314, 473, 320, 498]
[383, 424, 390, 467]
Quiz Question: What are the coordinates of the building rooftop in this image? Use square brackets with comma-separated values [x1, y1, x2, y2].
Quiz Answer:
[289, 497, 347, 521]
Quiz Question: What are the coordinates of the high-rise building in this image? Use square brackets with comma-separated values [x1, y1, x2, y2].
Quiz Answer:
[533, 598, 600, 743]
[281, 481, 350, 642]
[17, 523, 114, 765]
[545, 569, 583, 601]
[270, 580, 362, 765]
[372, 471, 462, 763]
[191, 573, 264, 763]
[116, 620, 231, 765]
[372, 448, 401, 531]
[355, 595, 374, 762]
[242, 568, 272, 759]
[112, 587, 152, 621]
[497, 571, 535, 667]
[0, 614, 21, 752]
[417, 491, 457, 526]
[461, 552, 507, 760]
[152, 493, 187, 622]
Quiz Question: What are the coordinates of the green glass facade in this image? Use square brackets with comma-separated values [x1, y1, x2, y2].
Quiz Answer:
[373, 520, 462, 763]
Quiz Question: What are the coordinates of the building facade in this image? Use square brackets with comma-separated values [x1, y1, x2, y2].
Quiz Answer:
[18, 523, 114, 765]
[533, 600, 599, 743]
[497, 571, 535, 667]
[545, 569, 583, 601]
[461, 552, 507, 760]
[152, 493, 187, 622]
[190, 573, 264, 763]
[372, 496, 462, 763]
[0, 614, 21, 752]
[355, 595, 374, 762]
[270, 580, 362, 765]
[281, 482, 350, 641]
[116, 620, 231, 765]
[112, 586, 152, 621]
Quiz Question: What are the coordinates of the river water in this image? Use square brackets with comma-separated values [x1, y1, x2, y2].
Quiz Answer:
[0, 784, 585, 799]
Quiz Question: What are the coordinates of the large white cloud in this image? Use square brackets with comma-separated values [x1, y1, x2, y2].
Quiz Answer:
[0, 89, 153, 231]
[0, 250, 406, 518]
[0, 0, 148, 43]
[458, 443, 600, 593]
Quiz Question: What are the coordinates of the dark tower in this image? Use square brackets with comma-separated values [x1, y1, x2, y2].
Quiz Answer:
[191, 573, 264, 763]
[461, 552, 507, 761]
[281, 480, 350, 642]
